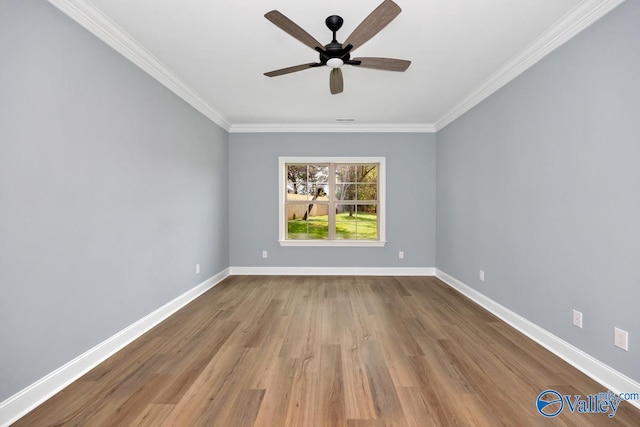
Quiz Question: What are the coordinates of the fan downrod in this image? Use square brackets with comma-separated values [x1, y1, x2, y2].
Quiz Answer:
[325, 15, 343, 42]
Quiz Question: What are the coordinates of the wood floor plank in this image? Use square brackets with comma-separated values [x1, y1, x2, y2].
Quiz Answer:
[129, 403, 175, 426]
[83, 364, 171, 426]
[159, 341, 258, 426]
[368, 313, 421, 388]
[242, 314, 288, 390]
[284, 355, 322, 426]
[223, 388, 266, 427]
[253, 357, 298, 427]
[341, 325, 377, 420]
[396, 386, 438, 427]
[243, 298, 284, 348]
[322, 300, 352, 345]
[318, 344, 346, 427]
[10, 380, 101, 426]
[362, 340, 406, 425]
[405, 355, 474, 425]
[279, 281, 322, 359]
[14, 276, 640, 426]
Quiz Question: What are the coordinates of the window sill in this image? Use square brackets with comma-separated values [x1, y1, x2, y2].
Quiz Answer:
[278, 240, 387, 247]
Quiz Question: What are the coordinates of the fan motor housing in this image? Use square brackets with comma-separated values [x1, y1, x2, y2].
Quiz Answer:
[319, 40, 354, 65]
[319, 15, 352, 64]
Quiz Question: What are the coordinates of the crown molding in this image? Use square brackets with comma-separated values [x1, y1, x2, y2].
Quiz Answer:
[434, 0, 626, 131]
[229, 123, 436, 133]
[47, 0, 231, 131]
[48, 0, 624, 135]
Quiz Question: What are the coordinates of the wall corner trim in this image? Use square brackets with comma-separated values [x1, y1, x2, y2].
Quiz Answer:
[435, 269, 640, 410]
[0, 268, 230, 427]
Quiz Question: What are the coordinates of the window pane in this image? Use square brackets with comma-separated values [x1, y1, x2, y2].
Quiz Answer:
[287, 164, 328, 198]
[335, 204, 357, 239]
[357, 183, 377, 201]
[287, 202, 329, 220]
[287, 218, 329, 240]
[356, 165, 378, 182]
[286, 202, 329, 239]
[287, 218, 308, 239]
[335, 164, 356, 183]
[355, 205, 378, 240]
[335, 182, 355, 200]
[304, 165, 328, 191]
[287, 164, 308, 196]
[309, 165, 329, 183]
[334, 204, 378, 240]
[307, 215, 329, 239]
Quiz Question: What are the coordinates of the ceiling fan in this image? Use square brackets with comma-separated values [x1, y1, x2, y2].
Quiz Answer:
[264, 0, 411, 95]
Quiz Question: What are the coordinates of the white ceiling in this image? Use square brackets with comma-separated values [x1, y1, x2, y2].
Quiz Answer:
[49, 0, 623, 132]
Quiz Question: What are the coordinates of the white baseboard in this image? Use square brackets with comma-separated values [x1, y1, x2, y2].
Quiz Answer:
[435, 269, 640, 411]
[228, 266, 436, 276]
[0, 268, 230, 427]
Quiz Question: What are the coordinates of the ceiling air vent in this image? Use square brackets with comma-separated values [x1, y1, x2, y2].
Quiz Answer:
[335, 118, 356, 122]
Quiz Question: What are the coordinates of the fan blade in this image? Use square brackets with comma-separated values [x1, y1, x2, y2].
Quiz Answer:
[344, 0, 401, 51]
[330, 68, 343, 94]
[264, 63, 318, 77]
[352, 57, 411, 72]
[265, 10, 323, 50]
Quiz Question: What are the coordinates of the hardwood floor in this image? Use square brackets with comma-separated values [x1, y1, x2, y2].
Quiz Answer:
[15, 276, 640, 426]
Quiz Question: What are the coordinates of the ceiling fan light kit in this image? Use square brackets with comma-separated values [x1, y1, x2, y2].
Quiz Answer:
[326, 58, 344, 69]
[264, 0, 411, 94]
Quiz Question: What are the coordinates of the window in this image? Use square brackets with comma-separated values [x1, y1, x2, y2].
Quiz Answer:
[279, 157, 386, 246]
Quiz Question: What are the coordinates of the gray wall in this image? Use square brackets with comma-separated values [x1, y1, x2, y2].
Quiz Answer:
[1, 0, 637, 406]
[229, 133, 436, 268]
[436, 0, 639, 381]
[0, 0, 229, 400]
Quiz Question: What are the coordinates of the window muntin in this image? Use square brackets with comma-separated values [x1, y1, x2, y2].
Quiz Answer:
[279, 157, 385, 247]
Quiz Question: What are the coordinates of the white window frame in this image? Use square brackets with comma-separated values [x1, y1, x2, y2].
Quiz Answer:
[278, 156, 386, 247]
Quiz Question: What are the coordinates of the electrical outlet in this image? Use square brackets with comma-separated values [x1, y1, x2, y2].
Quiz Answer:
[614, 327, 629, 351]
[262, 250, 268, 259]
[398, 251, 404, 259]
[572, 310, 583, 328]
[195, 264, 200, 274]
[479, 270, 485, 282]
